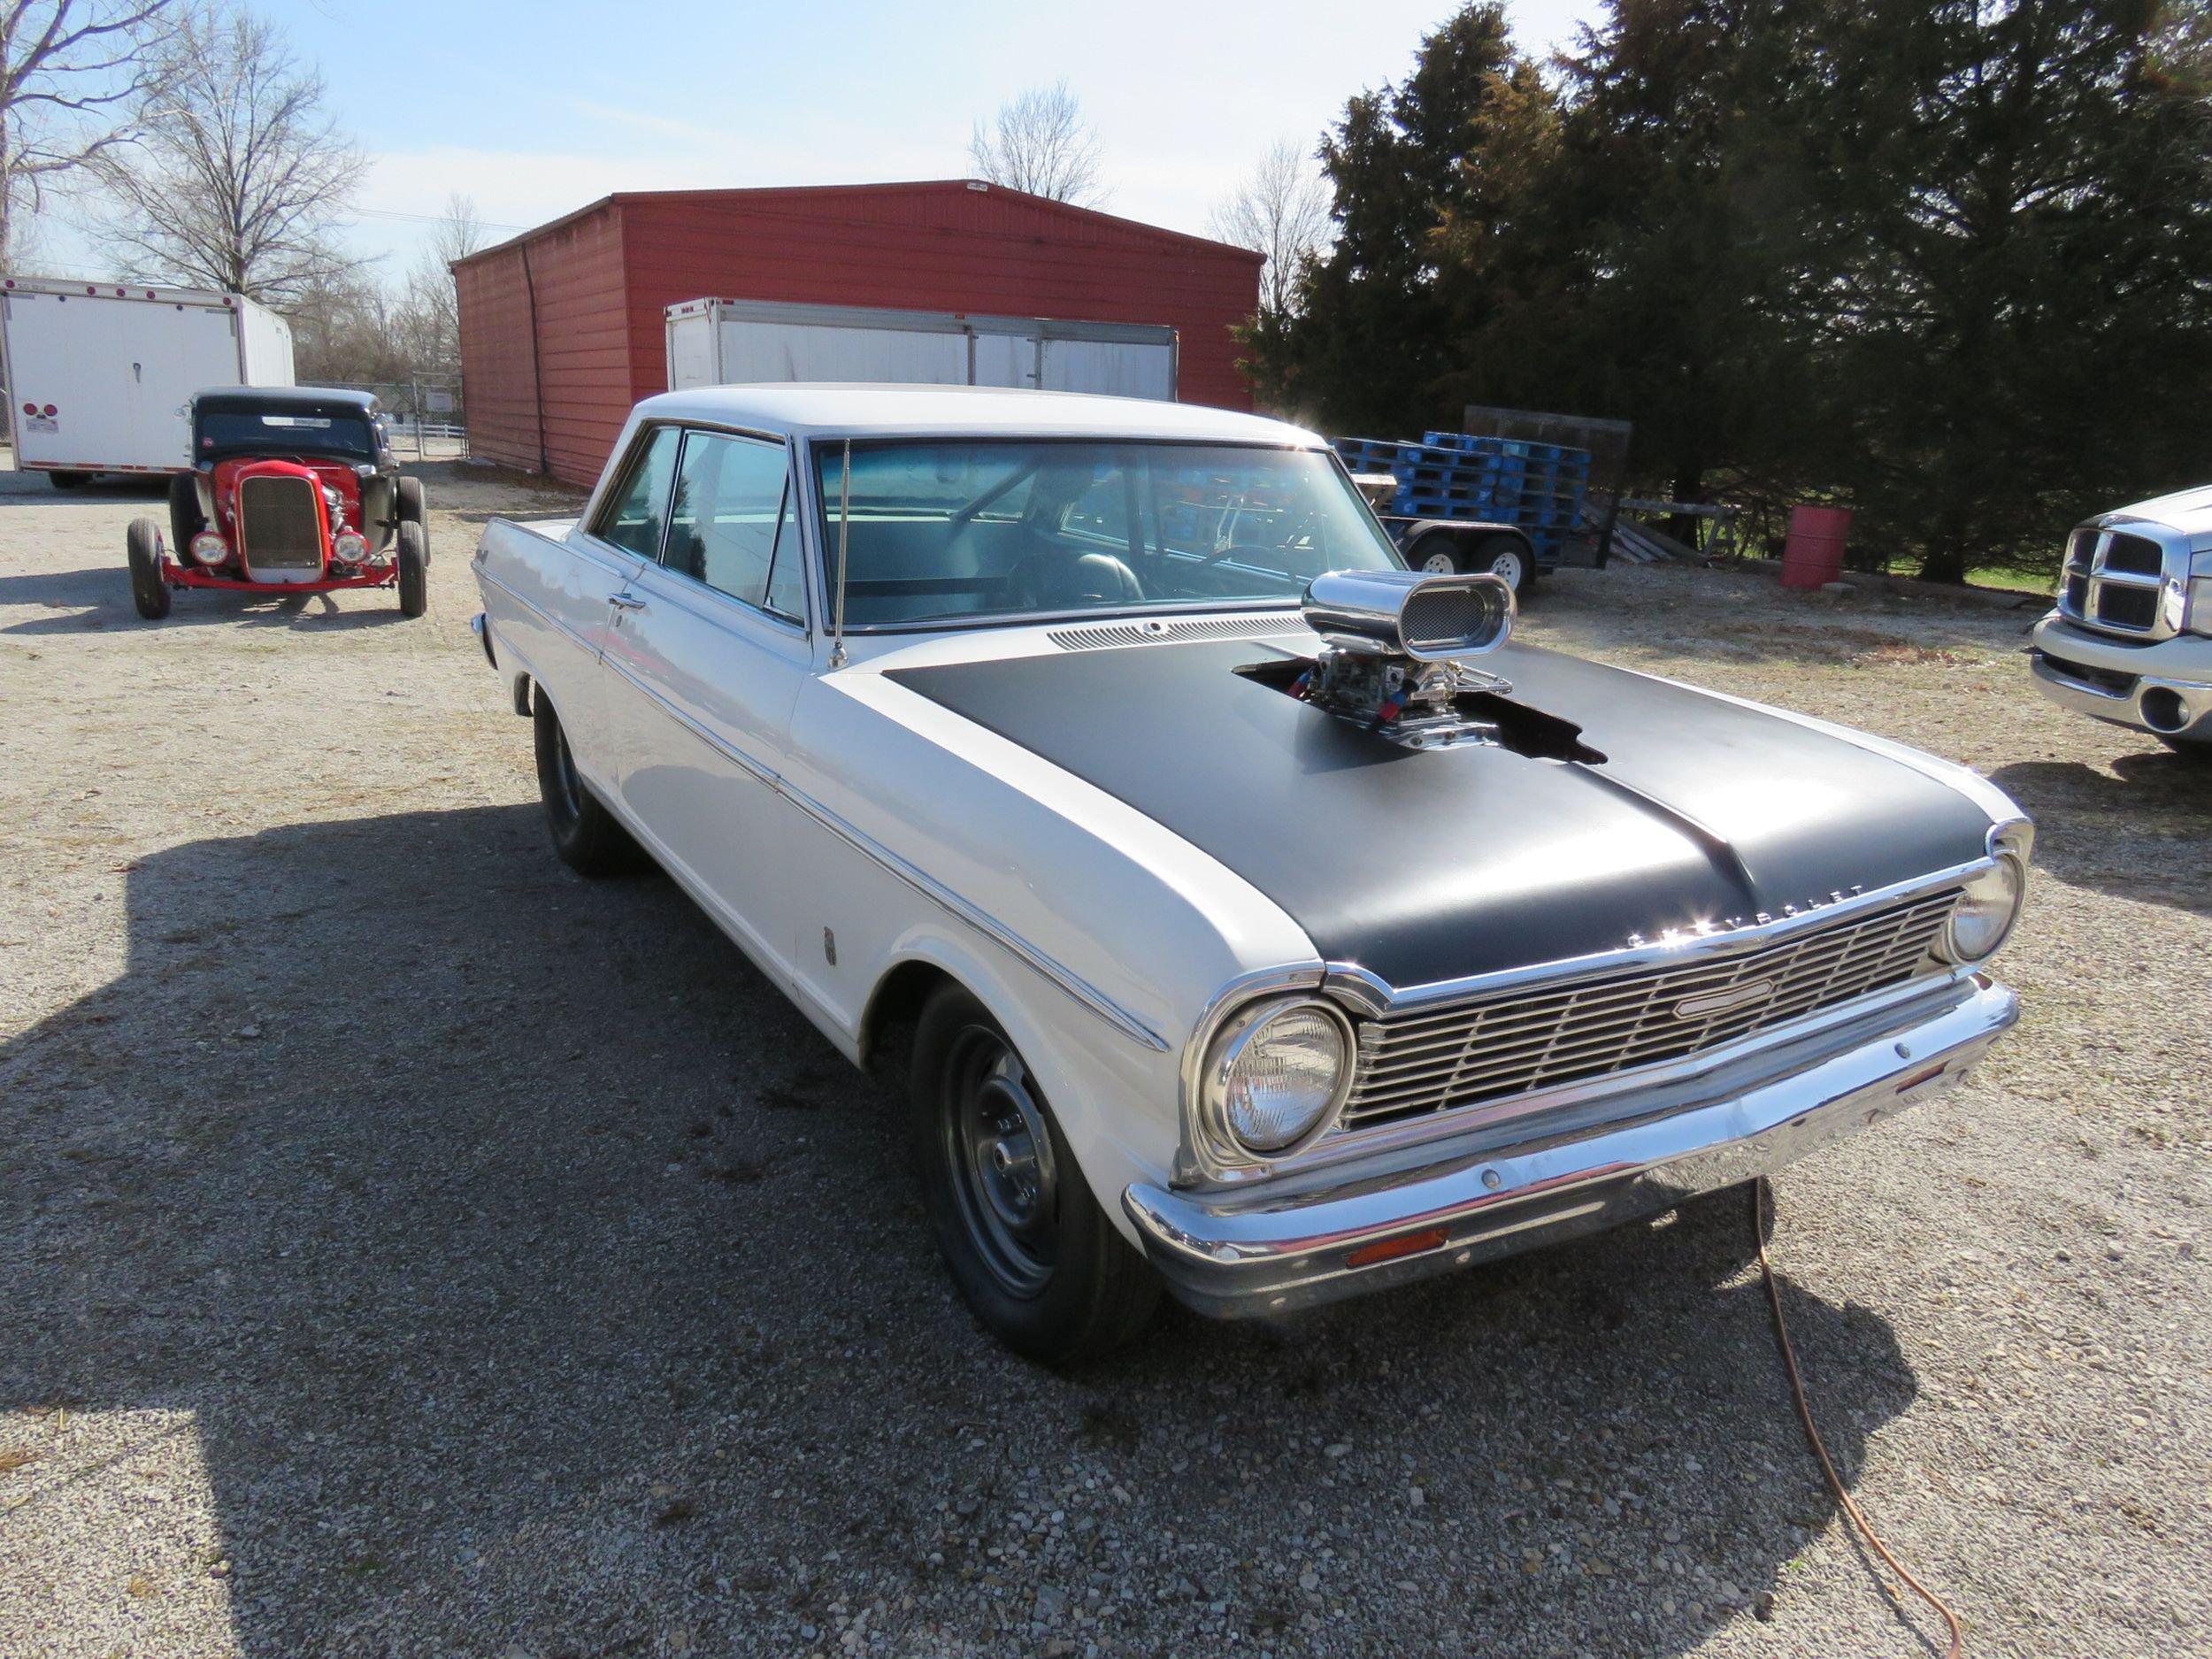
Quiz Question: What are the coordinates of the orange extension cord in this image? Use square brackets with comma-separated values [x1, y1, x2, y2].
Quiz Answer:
[1754, 1178, 1965, 1658]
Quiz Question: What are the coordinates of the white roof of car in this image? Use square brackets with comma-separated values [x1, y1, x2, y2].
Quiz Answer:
[629, 383, 1327, 446]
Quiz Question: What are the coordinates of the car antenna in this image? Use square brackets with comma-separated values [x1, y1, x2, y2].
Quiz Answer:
[830, 440, 852, 669]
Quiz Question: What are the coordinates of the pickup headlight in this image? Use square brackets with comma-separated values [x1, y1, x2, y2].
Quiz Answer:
[1202, 998, 1353, 1154]
[1938, 849, 2026, 964]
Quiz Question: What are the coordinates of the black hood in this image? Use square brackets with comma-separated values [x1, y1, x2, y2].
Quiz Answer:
[887, 638, 1995, 990]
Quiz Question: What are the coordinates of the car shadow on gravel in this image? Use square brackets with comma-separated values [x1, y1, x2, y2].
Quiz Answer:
[1989, 757, 2212, 918]
[0, 804, 1924, 1658]
[0, 566, 414, 634]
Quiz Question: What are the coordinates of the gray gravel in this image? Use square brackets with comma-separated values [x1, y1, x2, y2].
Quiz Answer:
[1, 462, 2206, 1658]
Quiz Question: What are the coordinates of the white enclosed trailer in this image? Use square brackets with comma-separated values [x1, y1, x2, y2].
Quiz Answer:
[664, 297, 1177, 401]
[0, 277, 296, 482]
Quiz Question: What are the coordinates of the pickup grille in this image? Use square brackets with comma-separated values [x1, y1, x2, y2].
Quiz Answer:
[1340, 890, 1961, 1130]
[237, 475, 324, 571]
[2058, 526, 2177, 640]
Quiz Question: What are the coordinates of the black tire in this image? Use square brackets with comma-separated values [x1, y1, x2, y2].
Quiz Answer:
[2155, 733, 2212, 761]
[126, 518, 171, 620]
[532, 694, 645, 876]
[910, 985, 1160, 1363]
[396, 475, 427, 557]
[48, 470, 89, 490]
[1403, 533, 1462, 577]
[396, 520, 428, 618]
[1468, 533, 1537, 596]
[168, 472, 204, 556]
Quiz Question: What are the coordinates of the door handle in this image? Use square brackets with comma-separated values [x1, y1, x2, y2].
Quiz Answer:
[608, 590, 646, 611]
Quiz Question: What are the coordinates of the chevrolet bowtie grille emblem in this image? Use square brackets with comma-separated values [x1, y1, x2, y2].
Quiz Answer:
[1674, 980, 1777, 1021]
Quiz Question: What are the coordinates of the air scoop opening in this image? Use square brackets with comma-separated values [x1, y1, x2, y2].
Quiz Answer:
[1235, 654, 1607, 764]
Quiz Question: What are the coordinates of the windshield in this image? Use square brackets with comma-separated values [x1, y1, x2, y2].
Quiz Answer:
[197, 411, 377, 460]
[811, 440, 1404, 626]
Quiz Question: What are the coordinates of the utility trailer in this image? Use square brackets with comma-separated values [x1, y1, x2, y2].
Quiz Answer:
[0, 277, 295, 485]
[665, 297, 1177, 401]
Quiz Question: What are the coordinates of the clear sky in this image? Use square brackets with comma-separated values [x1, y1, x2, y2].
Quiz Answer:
[34, 0, 1604, 283]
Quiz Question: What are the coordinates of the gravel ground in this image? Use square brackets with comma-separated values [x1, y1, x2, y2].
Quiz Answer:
[1, 461, 2205, 1659]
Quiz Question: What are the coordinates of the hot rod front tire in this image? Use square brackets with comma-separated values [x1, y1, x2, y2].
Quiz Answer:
[910, 985, 1160, 1364]
[126, 518, 171, 620]
[532, 695, 646, 876]
[396, 476, 427, 554]
[396, 520, 428, 618]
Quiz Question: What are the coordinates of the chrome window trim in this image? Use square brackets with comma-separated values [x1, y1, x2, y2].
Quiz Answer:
[652, 426, 809, 634]
[585, 421, 687, 566]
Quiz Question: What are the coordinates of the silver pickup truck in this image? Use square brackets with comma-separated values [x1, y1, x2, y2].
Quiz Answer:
[2029, 486, 2212, 757]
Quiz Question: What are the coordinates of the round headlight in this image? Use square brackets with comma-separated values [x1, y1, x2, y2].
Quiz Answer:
[1205, 999, 1351, 1155]
[333, 529, 370, 564]
[1939, 854, 2024, 964]
[188, 531, 227, 565]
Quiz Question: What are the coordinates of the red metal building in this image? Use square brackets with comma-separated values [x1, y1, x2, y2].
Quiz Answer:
[454, 180, 1265, 486]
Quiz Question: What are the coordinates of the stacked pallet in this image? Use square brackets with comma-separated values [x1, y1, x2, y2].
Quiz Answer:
[1332, 432, 1594, 565]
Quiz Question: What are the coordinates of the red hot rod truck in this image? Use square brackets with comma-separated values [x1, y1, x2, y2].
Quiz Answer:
[126, 387, 429, 620]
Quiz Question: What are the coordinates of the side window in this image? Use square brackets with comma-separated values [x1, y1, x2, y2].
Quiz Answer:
[763, 485, 805, 621]
[593, 426, 681, 559]
[664, 431, 787, 610]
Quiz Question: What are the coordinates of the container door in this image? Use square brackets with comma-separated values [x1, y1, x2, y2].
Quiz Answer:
[667, 310, 718, 390]
[116, 300, 240, 470]
[2, 290, 83, 467]
[717, 317, 965, 385]
[1040, 337, 1175, 400]
[969, 326, 1041, 388]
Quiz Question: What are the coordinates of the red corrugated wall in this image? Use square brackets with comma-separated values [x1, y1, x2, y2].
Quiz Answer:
[457, 181, 1263, 487]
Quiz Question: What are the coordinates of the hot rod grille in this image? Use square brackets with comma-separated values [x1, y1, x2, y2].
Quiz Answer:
[1340, 889, 1961, 1130]
[237, 475, 323, 569]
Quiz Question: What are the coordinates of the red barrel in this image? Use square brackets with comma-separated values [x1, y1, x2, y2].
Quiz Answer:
[1780, 505, 1852, 588]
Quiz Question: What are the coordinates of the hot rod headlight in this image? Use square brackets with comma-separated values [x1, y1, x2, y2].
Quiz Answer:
[188, 531, 227, 565]
[1939, 849, 2025, 964]
[333, 529, 370, 564]
[1203, 998, 1352, 1155]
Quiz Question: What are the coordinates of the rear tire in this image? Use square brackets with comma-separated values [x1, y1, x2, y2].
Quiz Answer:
[127, 518, 171, 620]
[396, 520, 428, 618]
[396, 475, 427, 557]
[167, 472, 204, 555]
[1470, 534, 1535, 596]
[910, 985, 1160, 1364]
[532, 695, 645, 876]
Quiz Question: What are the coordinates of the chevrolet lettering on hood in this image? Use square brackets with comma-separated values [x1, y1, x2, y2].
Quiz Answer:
[471, 384, 2031, 1363]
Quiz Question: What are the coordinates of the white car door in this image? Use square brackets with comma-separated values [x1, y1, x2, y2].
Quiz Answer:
[598, 426, 814, 979]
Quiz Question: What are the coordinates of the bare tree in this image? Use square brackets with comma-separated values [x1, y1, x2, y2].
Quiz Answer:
[390, 192, 483, 375]
[93, 4, 366, 303]
[1208, 139, 1333, 319]
[0, 0, 177, 263]
[968, 81, 1104, 206]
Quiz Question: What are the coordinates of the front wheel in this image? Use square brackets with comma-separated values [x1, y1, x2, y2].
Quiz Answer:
[532, 695, 645, 876]
[396, 520, 428, 618]
[127, 518, 171, 619]
[910, 986, 1159, 1363]
[395, 475, 427, 557]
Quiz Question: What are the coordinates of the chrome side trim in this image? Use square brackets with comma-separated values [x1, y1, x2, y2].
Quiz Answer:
[591, 648, 1171, 1054]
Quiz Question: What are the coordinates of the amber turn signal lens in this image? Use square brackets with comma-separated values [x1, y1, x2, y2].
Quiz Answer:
[1345, 1227, 1448, 1270]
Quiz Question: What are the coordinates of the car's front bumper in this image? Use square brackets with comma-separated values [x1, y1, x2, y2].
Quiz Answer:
[2028, 614, 2212, 740]
[1124, 975, 2016, 1318]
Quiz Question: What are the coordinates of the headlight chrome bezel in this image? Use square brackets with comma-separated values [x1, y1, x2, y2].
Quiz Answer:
[1200, 995, 1355, 1159]
[1936, 824, 2030, 965]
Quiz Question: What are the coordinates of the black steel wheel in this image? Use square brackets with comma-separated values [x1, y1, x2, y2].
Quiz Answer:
[126, 518, 171, 620]
[910, 986, 1159, 1363]
[168, 472, 204, 556]
[531, 694, 645, 876]
[396, 520, 428, 618]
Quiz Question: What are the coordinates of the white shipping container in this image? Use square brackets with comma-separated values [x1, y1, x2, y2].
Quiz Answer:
[0, 278, 296, 479]
[664, 298, 1175, 402]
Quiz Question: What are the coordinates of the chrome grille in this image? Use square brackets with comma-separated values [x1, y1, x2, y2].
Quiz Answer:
[237, 474, 324, 570]
[1340, 890, 1961, 1130]
[2056, 525, 2180, 641]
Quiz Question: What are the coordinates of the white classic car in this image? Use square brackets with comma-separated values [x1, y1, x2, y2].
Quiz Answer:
[471, 386, 2031, 1362]
[2029, 484, 2212, 757]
